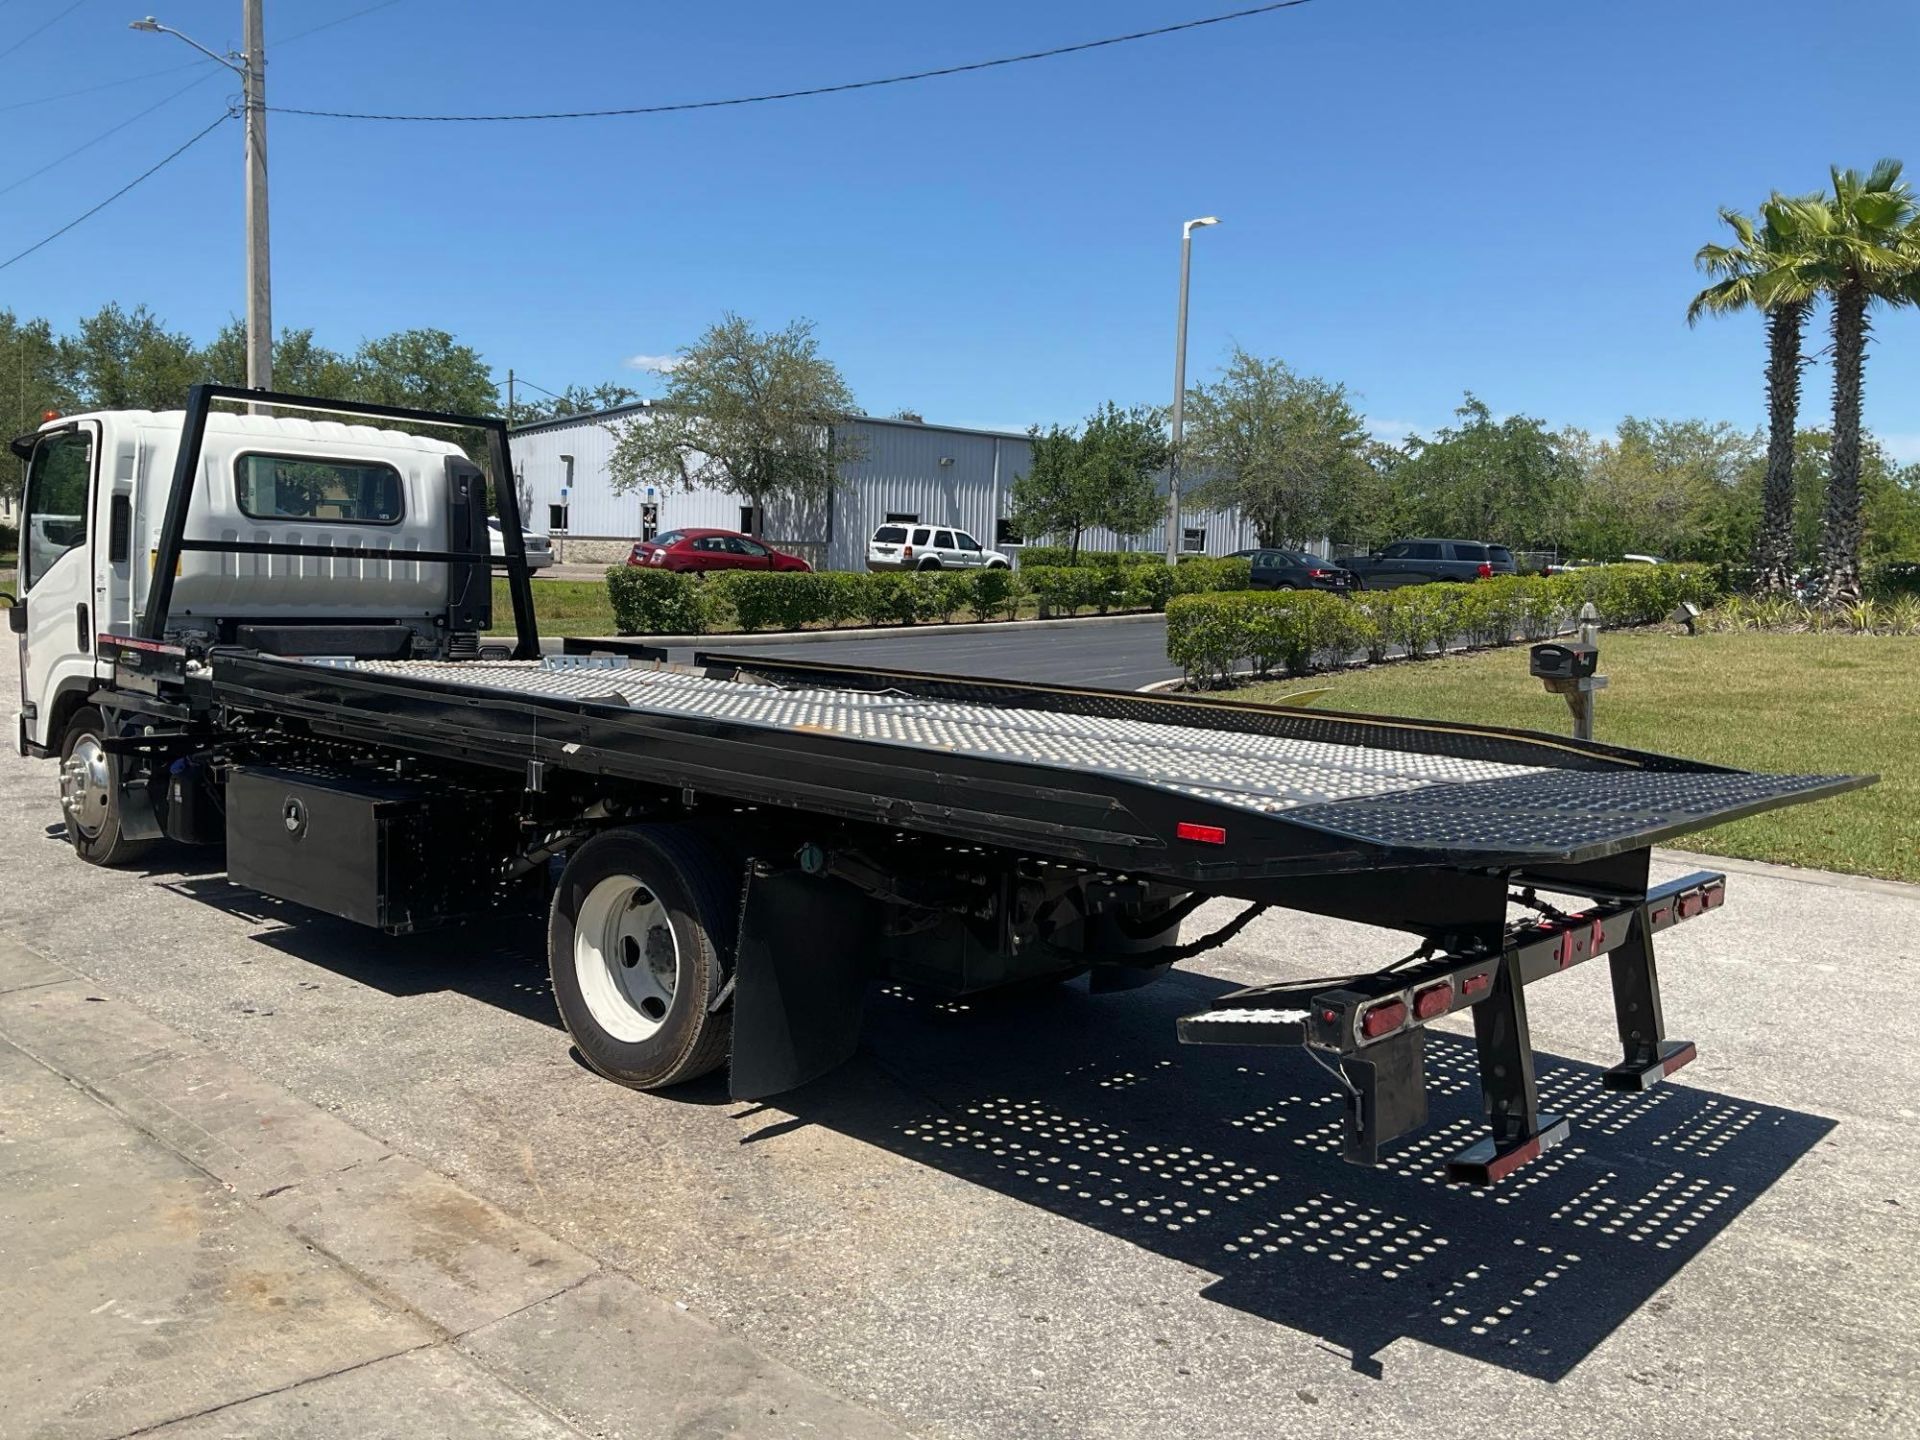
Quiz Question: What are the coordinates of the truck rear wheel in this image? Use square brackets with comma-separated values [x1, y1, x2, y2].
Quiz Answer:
[58, 707, 154, 868]
[548, 825, 739, 1089]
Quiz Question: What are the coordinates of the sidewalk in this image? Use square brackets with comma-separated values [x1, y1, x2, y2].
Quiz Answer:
[0, 936, 908, 1440]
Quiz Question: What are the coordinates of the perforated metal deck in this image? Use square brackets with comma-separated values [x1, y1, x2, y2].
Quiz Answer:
[338, 658, 1554, 818]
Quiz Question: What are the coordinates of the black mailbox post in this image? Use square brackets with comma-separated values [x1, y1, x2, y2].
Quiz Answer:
[1530, 605, 1606, 739]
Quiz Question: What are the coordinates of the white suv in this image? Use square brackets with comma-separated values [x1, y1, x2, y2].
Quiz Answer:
[866, 523, 1011, 572]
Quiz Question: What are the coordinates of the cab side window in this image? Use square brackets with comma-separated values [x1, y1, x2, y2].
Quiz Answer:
[22, 429, 93, 589]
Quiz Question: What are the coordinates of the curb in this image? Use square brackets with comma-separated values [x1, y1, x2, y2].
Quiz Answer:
[567, 609, 1168, 650]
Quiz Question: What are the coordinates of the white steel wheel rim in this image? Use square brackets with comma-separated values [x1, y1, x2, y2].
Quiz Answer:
[574, 875, 681, 1043]
[61, 734, 112, 840]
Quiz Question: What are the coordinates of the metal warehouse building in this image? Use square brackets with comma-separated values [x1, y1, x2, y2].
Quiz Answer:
[508, 403, 1253, 569]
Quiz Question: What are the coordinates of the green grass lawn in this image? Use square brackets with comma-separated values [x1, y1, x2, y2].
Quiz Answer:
[491, 578, 618, 638]
[1232, 630, 1918, 883]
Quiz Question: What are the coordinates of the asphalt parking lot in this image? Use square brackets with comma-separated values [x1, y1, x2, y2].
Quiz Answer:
[2, 636, 1916, 1439]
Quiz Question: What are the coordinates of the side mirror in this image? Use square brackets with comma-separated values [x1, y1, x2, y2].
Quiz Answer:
[5, 598, 24, 634]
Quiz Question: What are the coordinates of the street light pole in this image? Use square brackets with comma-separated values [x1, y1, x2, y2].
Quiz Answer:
[131, 7, 271, 391]
[1166, 216, 1217, 565]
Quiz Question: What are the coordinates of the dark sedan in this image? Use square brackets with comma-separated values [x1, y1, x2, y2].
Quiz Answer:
[1247, 549, 1356, 593]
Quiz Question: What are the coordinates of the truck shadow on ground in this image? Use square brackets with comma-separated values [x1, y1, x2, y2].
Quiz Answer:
[159, 877, 1833, 1383]
[775, 973, 1834, 1384]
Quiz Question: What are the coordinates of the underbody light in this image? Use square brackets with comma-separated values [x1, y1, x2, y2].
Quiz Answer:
[1176, 822, 1226, 845]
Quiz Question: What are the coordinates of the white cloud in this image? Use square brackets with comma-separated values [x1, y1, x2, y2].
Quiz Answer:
[1878, 432, 1920, 464]
[624, 353, 682, 375]
[1366, 417, 1422, 445]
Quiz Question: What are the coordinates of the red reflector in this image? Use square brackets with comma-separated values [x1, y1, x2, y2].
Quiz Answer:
[1649, 904, 1670, 926]
[1360, 998, 1407, 1039]
[1461, 971, 1491, 996]
[1412, 981, 1452, 1020]
[1176, 822, 1226, 845]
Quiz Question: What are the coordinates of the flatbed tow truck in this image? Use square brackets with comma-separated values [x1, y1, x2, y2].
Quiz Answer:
[10, 387, 1869, 1184]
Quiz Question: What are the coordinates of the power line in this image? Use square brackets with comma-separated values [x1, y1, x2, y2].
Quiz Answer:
[269, 0, 1315, 122]
[0, 110, 234, 275]
[0, 70, 224, 200]
[0, 0, 405, 114]
[0, 0, 87, 64]
[277, 0, 408, 46]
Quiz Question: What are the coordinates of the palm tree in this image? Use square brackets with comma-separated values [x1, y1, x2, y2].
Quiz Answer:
[1770, 160, 1920, 603]
[1689, 204, 1816, 592]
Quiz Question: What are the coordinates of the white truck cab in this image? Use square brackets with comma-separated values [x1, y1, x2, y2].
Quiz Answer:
[11, 406, 493, 758]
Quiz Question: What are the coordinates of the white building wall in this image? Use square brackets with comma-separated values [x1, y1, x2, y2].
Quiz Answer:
[506, 407, 1258, 568]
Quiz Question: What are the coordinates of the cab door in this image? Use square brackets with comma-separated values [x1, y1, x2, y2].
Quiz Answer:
[15, 423, 101, 754]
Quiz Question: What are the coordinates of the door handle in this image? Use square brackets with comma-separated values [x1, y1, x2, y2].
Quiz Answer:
[76, 602, 91, 653]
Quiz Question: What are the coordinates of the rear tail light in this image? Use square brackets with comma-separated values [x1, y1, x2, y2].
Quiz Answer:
[1476, 562, 1493, 579]
[1412, 980, 1452, 1020]
[650, 550, 665, 565]
[1309, 568, 1334, 578]
[1175, 821, 1226, 845]
[1359, 997, 1407, 1039]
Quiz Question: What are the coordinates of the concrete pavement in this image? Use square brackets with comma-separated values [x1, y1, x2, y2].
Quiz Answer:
[0, 934, 910, 1439]
[2, 629, 1916, 1438]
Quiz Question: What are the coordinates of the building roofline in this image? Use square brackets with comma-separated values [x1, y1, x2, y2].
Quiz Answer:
[509, 402, 1033, 444]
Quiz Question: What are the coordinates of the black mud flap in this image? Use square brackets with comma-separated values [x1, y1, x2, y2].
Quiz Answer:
[1338, 1027, 1428, 1165]
[728, 868, 879, 1101]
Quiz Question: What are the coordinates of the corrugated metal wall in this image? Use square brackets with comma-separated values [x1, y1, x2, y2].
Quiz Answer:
[507, 409, 1255, 569]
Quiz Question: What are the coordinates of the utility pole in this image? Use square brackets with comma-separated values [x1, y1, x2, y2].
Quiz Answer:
[507, 368, 516, 427]
[1166, 216, 1218, 565]
[132, 8, 271, 390]
[242, 0, 270, 391]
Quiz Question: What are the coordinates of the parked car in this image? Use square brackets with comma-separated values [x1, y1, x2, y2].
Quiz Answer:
[626, 528, 813, 574]
[487, 518, 554, 570]
[1343, 538, 1517, 589]
[866, 523, 1011, 572]
[1247, 549, 1356, 593]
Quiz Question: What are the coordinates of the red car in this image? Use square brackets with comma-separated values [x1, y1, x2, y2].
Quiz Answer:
[626, 528, 813, 574]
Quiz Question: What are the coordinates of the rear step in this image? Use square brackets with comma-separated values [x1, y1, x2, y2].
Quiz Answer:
[1178, 870, 1723, 1185]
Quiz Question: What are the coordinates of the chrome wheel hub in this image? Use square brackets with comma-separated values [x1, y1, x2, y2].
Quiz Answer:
[60, 735, 112, 840]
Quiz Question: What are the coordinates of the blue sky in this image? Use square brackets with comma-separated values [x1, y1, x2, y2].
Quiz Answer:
[8, 0, 1920, 457]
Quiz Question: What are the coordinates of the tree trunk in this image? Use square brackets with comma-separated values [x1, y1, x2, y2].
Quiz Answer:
[1068, 526, 1082, 563]
[1820, 287, 1868, 605]
[1753, 301, 1806, 593]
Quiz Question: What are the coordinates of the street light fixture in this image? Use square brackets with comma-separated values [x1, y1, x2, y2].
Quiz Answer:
[130, 5, 272, 393]
[1166, 215, 1218, 565]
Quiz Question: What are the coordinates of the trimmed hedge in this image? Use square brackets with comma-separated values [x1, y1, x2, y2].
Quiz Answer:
[1166, 564, 1722, 684]
[1015, 545, 1168, 570]
[606, 566, 1031, 635]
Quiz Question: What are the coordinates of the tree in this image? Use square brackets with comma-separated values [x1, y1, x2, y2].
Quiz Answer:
[510, 381, 642, 426]
[201, 321, 357, 397]
[54, 304, 199, 411]
[1181, 349, 1369, 548]
[1688, 201, 1818, 592]
[605, 314, 860, 531]
[347, 328, 498, 415]
[1388, 396, 1574, 549]
[1009, 402, 1167, 559]
[2, 310, 75, 504]
[1769, 160, 1920, 602]
[1562, 418, 1761, 563]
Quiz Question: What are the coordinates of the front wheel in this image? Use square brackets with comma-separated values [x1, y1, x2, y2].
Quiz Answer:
[58, 707, 154, 867]
[548, 825, 739, 1089]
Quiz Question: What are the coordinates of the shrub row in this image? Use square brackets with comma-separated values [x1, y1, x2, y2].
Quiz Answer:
[602, 555, 1253, 635]
[1166, 564, 1722, 684]
[605, 565, 1025, 635]
[1014, 546, 1173, 570]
